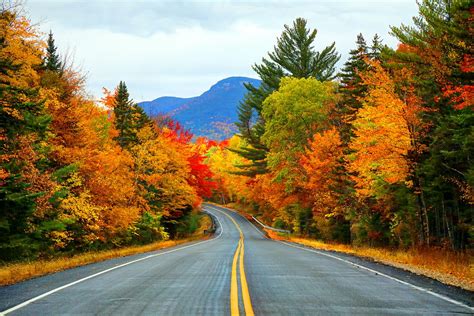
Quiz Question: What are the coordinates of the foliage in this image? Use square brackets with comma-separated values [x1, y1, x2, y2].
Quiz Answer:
[348, 60, 413, 198]
[234, 18, 340, 176]
[2, 0, 473, 265]
[0, 7, 214, 261]
[210, 1, 473, 251]
[0, 8, 51, 260]
[43, 31, 62, 72]
[113, 81, 150, 149]
[262, 77, 335, 187]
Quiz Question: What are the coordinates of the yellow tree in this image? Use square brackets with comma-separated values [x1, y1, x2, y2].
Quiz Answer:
[206, 136, 251, 204]
[348, 61, 414, 198]
[133, 125, 196, 220]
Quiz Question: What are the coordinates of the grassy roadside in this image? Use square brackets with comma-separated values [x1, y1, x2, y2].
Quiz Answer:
[0, 213, 214, 286]
[265, 229, 474, 292]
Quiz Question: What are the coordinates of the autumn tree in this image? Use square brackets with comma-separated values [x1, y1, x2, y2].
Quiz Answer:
[0, 5, 218, 260]
[262, 77, 336, 188]
[346, 60, 429, 246]
[255, 77, 336, 235]
[348, 62, 413, 198]
[234, 18, 340, 176]
[0, 8, 53, 259]
[389, 0, 473, 248]
[133, 124, 197, 237]
[300, 128, 350, 242]
[206, 136, 251, 204]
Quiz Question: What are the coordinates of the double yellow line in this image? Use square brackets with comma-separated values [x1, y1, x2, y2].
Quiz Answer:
[210, 207, 254, 316]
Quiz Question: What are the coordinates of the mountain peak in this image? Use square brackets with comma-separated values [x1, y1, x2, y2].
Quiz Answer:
[138, 76, 261, 140]
[214, 76, 260, 85]
[204, 76, 259, 93]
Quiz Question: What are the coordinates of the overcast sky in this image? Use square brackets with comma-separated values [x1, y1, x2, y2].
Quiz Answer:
[25, 0, 419, 102]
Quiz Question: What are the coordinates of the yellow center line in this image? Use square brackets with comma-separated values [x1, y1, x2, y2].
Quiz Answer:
[239, 237, 255, 316]
[231, 239, 242, 316]
[208, 206, 255, 316]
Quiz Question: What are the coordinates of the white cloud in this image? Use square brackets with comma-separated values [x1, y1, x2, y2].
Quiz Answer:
[24, 0, 418, 101]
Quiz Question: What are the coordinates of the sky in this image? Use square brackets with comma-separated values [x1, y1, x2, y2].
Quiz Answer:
[24, 0, 419, 102]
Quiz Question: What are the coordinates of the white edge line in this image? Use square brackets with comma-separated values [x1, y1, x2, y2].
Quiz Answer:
[1, 209, 224, 315]
[251, 216, 290, 234]
[205, 205, 266, 238]
[278, 241, 474, 312]
[208, 204, 473, 312]
[206, 205, 266, 238]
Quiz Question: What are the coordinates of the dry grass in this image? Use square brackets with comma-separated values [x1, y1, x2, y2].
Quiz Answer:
[193, 213, 213, 236]
[266, 231, 473, 291]
[0, 214, 213, 286]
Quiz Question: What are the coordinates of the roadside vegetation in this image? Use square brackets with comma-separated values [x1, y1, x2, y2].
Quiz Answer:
[0, 213, 213, 285]
[266, 230, 473, 291]
[1, 0, 472, 289]
[0, 4, 216, 264]
[206, 0, 473, 288]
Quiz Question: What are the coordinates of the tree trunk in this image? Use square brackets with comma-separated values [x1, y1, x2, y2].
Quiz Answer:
[441, 196, 454, 250]
[420, 188, 430, 247]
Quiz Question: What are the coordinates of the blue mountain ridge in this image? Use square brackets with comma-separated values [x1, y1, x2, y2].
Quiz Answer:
[138, 76, 261, 140]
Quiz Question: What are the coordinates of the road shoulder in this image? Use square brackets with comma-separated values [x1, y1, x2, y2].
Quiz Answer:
[211, 203, 473, 308]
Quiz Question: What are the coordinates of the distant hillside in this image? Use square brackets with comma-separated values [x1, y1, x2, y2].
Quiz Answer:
[138, 76, 261, 140]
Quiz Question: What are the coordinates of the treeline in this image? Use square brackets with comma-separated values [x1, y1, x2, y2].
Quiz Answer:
[208, 0, 473, 250]
[0, 7, 215, 261]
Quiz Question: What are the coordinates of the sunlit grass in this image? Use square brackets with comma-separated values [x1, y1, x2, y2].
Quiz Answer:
[0, 215, 213, 286]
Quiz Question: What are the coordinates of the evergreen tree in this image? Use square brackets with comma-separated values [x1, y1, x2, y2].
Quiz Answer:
[234, 18, 340, 176]
[0, 16, 51, 259]
[369, 34, 383, 60]
[390, 0, 473, 248]
[113, 81, 150, 149]
[44, 30, 62, 72]
[338, 34, 369, 114]
[419, 109, 474, 249]
[336, 33, 384, 144]
[333, 34, 386, 245]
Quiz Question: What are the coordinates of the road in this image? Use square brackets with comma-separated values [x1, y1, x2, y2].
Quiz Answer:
[1, 204, 472, 315]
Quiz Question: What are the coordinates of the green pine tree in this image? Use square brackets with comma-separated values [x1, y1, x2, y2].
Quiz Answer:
[335, 33, 385, 144]
[369, 34, 383, 60]
[44, 30, 62, 72]
[234, 18, 340, 176]
[113, 81, 150, 149]
[338, 34, 369, 113]
[389, 0, 473, 248]
[0, 28, 51, 259]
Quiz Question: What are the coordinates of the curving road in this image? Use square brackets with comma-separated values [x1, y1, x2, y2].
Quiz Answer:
[0, 204, 472, 315]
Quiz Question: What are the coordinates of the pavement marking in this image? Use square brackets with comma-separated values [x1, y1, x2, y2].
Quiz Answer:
[205, 204, 265, 239]
[1, 212, 224, 316]
[231, 239, 242, 315]
[278, 240, 474, 312]
[208, 205, 255, 316]
[239, 236, 254, 316]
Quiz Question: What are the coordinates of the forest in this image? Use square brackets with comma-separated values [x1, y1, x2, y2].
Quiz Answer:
[207, 0, 473, 251]
[0, 0, 472, 264]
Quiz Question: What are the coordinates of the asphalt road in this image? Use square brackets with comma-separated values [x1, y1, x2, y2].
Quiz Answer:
[1, 204, 472, 315]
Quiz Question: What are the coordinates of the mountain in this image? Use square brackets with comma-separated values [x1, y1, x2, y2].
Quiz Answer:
[138, 76, 261, 140]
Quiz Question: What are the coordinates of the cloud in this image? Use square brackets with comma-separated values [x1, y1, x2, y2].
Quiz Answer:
[24, 0, 418, 101]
